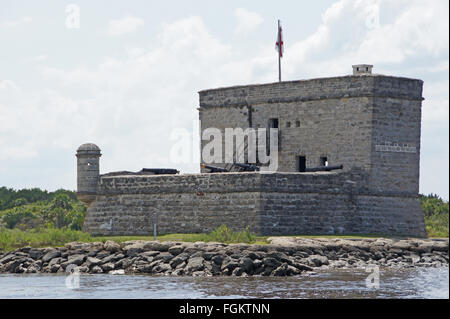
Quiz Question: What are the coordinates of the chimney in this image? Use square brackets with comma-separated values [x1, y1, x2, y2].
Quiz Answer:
[352, 64, 373, 75]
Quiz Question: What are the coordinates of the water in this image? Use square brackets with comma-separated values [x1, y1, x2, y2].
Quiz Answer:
[0, 268, 448, 299]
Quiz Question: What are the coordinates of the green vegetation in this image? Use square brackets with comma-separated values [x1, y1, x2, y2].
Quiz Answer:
[0, 188, 448, 252]
[0, 187, 86, 231]
[420, 193, 449, 237]
[0, 228, 91, 252]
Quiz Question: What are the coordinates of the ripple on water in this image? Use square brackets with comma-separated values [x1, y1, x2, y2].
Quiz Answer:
[0, 267, 448, 299]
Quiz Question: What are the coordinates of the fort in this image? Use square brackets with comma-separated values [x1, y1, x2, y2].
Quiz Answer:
[78, 65, 427, 237]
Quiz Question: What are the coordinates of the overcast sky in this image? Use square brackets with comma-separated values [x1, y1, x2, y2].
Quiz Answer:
[0, 0, 448, 199]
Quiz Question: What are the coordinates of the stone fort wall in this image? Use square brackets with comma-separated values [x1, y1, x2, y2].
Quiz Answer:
[199, 75, 423, 195]
[82, 170, 426, 237]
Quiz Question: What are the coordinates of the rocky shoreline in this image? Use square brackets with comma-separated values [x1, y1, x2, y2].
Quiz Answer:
[0, 237, 448, 276]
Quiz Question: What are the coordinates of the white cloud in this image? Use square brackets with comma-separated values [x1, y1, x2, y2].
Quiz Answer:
[1, 2, 448, 198]
[284, 0, 449, 78]
[234, 8, 263, 35]
[1, 16, 31, 28]
[22, 55, 48, 64]
[108, 15, 145, 36]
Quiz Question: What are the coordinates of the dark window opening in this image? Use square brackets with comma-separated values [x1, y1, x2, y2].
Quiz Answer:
[297, 156, 306, 172]
[286, 121, 291, 128]
[320, 157, 328, 167]
[268, 118, 279, 129]
[267, 118, 279, 156]
[295, 120, 300, 127]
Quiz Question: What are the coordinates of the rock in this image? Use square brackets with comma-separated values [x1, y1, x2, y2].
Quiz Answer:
[28, 249, 44, 260]
[253, 259, 263, 268]
[4, 260, 22, 273]
[142, 241, 172, 252]
[48, 257, 65, 267]
[175, 261, 187, 270]
[211, 255, 226, 265]
[0, 254, 16, 265]
[262, 257, 281, 268]
[49, 263, 60, 273]
[104, 240, 121, 253]
[330, 260, 348, 268]
[307, 255, 329, 267]
[272, 263, 300, 276]
[100, 262, 115, 272]
[168, 245, 184, 256]
[154, 263, 172, 274]
[153, 252, 174, 263]
[85, 257, 102, 268]
[232, 267, 244, 276]
[186, 257, 205, 272]
[109, 269, 125, 275]
[61, 254, 85, 268]
[140, 251, 160, 258]
[122, 242, 146, 257]
[221, 257, 240, 272]
[95, 250, 111, 260]
[291, 262, 313, 271]
[202, 252, 216, 261]
[239, 257, 254, 273]
[172, 268, 184, 276]
[91, 266, 103, 274]
[42, 250, 61, 263]
[115, 258, 133, 269]
[242, 251, 260, 260]
[170, 253, 189, 269]
[99, 253, 121, 265]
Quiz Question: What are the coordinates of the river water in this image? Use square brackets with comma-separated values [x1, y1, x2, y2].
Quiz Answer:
[0, 267, 448, 299]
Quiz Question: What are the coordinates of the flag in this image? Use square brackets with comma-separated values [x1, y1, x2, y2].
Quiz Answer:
[275, 20, 284, 58]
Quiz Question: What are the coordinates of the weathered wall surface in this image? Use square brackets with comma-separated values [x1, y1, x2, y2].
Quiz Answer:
[199, 76, 378, 173]
[370, 84, 423, 194]
[198, 75, 424, 195]
[83, 171, 426, 237]
[83, 173, 263, 236]
[81, 73, 426, 238]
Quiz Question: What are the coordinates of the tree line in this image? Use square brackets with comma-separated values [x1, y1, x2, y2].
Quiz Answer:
[0, 187, 86, 231]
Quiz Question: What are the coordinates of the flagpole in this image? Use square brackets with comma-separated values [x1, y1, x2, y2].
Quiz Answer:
[278, 19, 281, 82]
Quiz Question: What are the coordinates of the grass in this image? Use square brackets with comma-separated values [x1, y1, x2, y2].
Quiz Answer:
[1, 223, 446, 253]
[0, 228, 91, 252]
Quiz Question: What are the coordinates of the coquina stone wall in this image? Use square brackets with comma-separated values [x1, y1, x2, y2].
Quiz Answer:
[198, 74, 424, 197]
[82, 170, 426, 237]
[80, 69, 427, 238]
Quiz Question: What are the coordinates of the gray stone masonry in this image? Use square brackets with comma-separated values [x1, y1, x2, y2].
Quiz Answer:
[79, 66, 427, 238]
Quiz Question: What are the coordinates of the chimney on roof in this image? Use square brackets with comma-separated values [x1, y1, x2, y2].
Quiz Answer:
[352, 64, 373, 75]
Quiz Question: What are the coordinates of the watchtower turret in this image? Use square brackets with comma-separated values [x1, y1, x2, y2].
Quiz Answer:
[76, 143, 101, 206]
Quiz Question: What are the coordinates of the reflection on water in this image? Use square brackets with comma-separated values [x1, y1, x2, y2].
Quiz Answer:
[0, 267, 448, 299]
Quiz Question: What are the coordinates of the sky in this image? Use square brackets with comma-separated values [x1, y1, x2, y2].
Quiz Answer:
[0, 0, 448, 199]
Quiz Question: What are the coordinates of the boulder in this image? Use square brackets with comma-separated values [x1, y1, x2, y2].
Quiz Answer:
[91, 266, 103, 273]
[104, 240, 121, 253]
[85, 257, 102, 268]
[239, 257, 254, 273]
[307, 255, 329, 267]
[272, 263, 300, 276]
[262, 257, 281, 268]
[61, 254, 85, 268]
[42, 250, 61, 263]
[100, 262, 115, 272]
[153, 252, 174, 263]
[168, 245, 185, 256]
[186, 257, 205, 272]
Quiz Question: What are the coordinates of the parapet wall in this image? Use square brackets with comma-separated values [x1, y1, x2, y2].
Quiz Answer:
[83, 171, 426, 237]
[199, 75, 423, 108]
